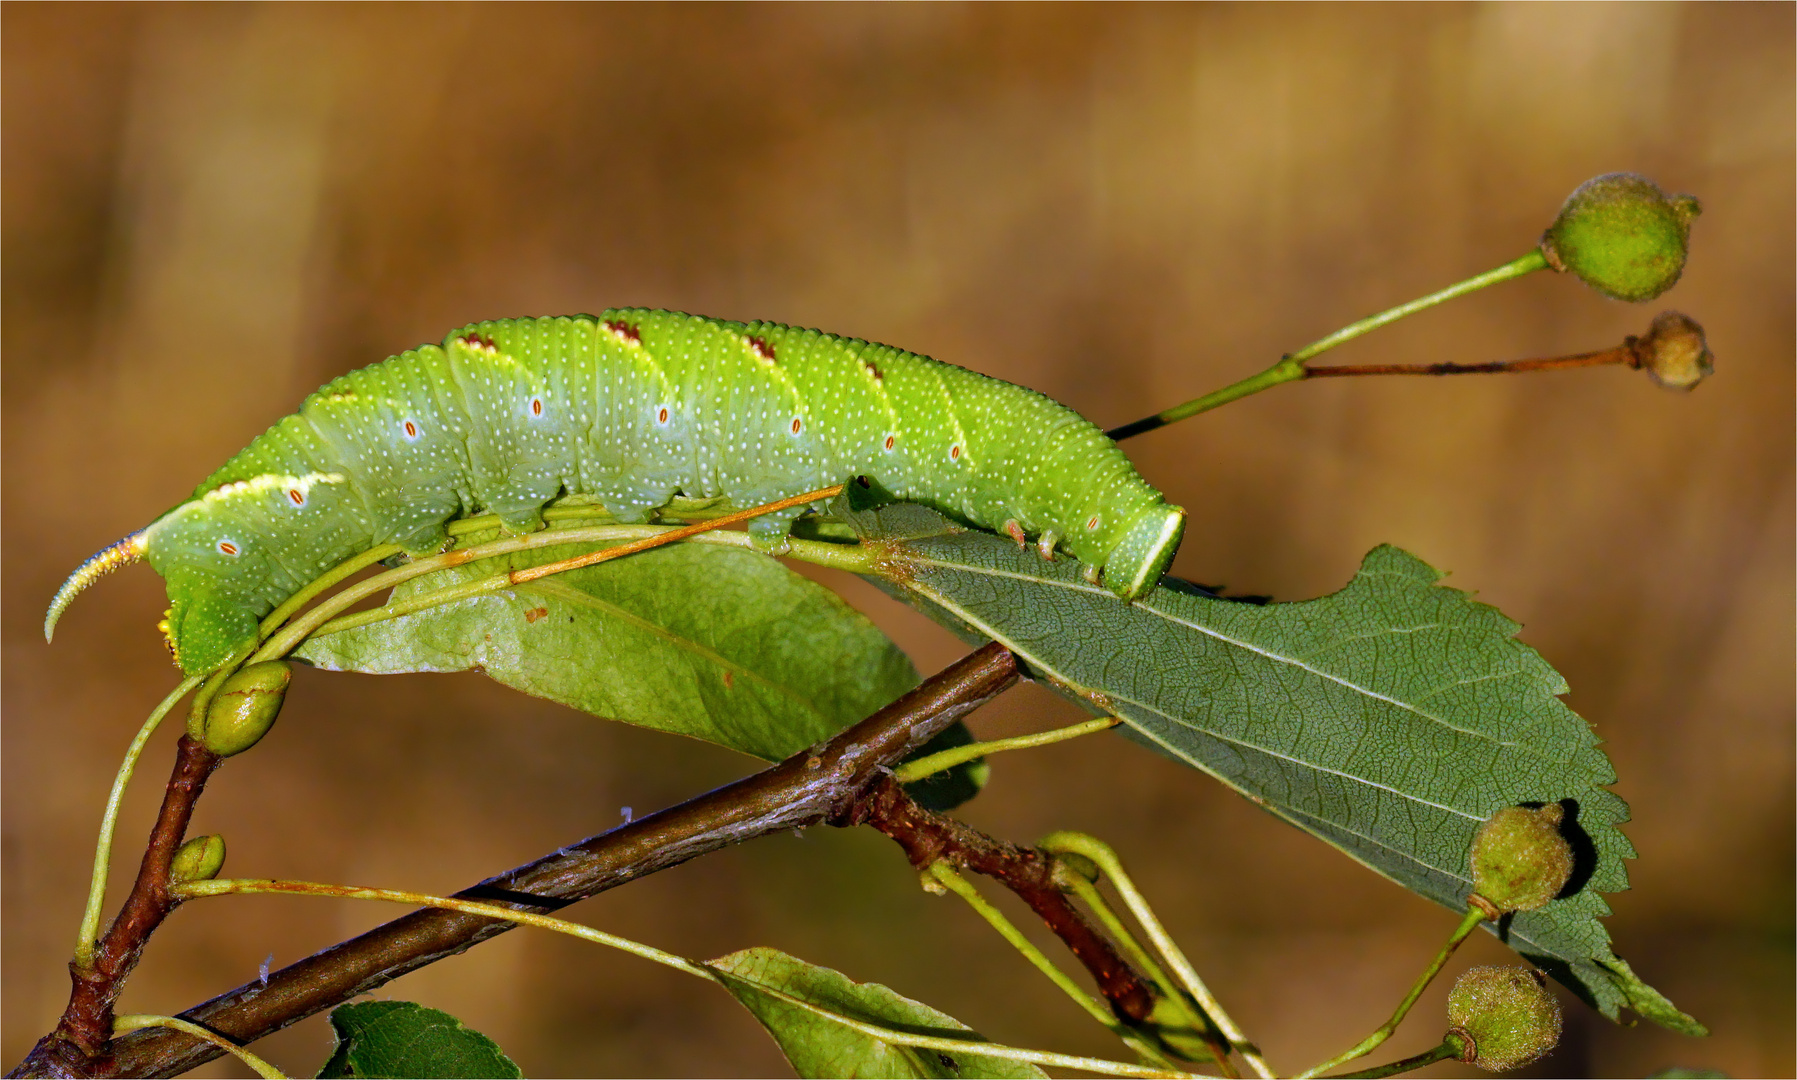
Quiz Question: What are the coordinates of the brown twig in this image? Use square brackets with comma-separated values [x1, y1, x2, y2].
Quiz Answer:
[12, 643, 1017, 1079]
[22, 737, 222, 1076]
[838, 776, 1159, 1025]
[1302, 344, 1632, 378]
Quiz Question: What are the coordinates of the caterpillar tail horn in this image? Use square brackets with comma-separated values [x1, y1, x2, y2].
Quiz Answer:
[46, 531, 148, 642]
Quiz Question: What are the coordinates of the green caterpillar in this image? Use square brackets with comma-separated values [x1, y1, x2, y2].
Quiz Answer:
[47, 310, 1185, 676]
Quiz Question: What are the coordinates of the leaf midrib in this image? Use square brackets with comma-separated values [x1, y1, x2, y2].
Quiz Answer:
[521, 577, 832, 724]
[902, 549, 1529, 751]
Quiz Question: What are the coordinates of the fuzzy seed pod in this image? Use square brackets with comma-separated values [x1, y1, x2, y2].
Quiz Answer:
[1541, 173, 1700, 302]
[197, 661, 292, 757]
[1447, 965, 1562, 1071]
[170, 834, 226, 884]
[1628, 311, 1714, 391]
[1470, 804, 1573, 913]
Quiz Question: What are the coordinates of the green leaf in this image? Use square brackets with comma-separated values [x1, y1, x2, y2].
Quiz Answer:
[295, 537, 918, 764]
[851, 504, 1702, 1035]
[710, 947, 1047, 1079]
[317, 1000, 521, 1079]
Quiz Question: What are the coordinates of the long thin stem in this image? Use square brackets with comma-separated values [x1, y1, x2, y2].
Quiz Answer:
[925, 864, 1132, 1034]
[247, 489, 862, 664]
[892, 716, 1120, 784]
[508, 485, 844, 583]
[1058, 873, 1236, 1075]
[1328, 1038, 1462, 1080]
[1107, 249, 1549, 441]
[177, 877, 715, 977]
[73, 676, 202, 969]
[1304, 344, 1631, 378]
[179, 878, 1203, 1080]
[1294, 906, 1487, 1079]
[111, 1016, 284, 1079]
[1285, 250, 1549, 365]
[255, 545, 402, 640]
[1038, 833, 1273, 1080]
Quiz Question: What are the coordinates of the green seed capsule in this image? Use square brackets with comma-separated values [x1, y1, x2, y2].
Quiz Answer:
[1540, 173, 1700, 302]
[170, 834, 226, 884]
[1629, 311, 1714, 391]
[197, 661, 292, 757]
[1469, 804, 1573, 913]
[1447, 965, 1562, 1072]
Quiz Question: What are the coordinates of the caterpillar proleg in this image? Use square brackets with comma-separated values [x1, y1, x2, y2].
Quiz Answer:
[48, 310, 1185, 675]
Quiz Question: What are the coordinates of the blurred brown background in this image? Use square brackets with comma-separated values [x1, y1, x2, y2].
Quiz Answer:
[4, 4, 1790, 1077]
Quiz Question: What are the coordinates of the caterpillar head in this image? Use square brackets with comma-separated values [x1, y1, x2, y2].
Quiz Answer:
[1102, 503, 1185, 599]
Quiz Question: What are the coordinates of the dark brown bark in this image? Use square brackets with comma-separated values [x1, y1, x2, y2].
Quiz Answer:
[24, 737, 222, 1078]
[841, 776, 1158, 1025]
[13, 643, 1017, 1079]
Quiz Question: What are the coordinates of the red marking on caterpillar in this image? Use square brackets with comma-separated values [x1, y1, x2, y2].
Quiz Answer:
[655, 405, 670, 425]
[286, 488, 306, 507]
[1086, 516, 1099, 530]
[949, 444, 962, 461]
[790, 417, 803, 435]
[459, 333, 496, 351]
[1004, 519, 1027, 546]
[883, 434, 896, 451]
[401, 419, 420, 441]
[865, 361, 883, 381]
[748, 337, 777, 362]
[604, 319, 641, 345]
[723, 670, 735, 689]
[217, 541, 239, 556]
[524, 606, 549, 623]
[529, 397, 545, 417]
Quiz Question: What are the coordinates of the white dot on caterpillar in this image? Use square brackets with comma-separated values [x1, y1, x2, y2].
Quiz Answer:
[217, 540, 240, 557]
[400, 419, 421, 442]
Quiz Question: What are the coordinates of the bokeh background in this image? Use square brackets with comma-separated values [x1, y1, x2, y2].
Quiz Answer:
[5, 4, 1790, 1077]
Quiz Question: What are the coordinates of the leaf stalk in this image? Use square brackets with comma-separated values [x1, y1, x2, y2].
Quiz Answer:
[892, 716, 1120, 784]
[1038, 832, 1274, 1079]
[1108, 249, 1549, 441]
[1293, 905, 1487, 1079]
[74, 677, 202, 968]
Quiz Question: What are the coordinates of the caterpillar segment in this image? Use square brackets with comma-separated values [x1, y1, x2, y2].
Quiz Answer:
[49, 310, 1186, 675]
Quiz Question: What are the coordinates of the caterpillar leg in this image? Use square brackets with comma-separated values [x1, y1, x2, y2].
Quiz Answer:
[746, 508, 803, 556]
[394, 523, 454, 559]
[494, 509, 546, 536]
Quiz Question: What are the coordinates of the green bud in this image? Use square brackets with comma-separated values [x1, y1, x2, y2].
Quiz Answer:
[170, 834, 226, 884]
[1541, 173, 1700, 302]
[1142, 993, 1222, 1064]
[1447, 965, 1562, 1072]
[1628, 311, 1713, 391]
[1050, 851, 1102, 888]
[1470, 804, 1573, 913]
[197, 661, 291, 757]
